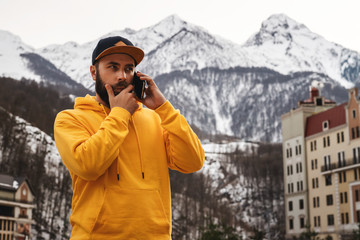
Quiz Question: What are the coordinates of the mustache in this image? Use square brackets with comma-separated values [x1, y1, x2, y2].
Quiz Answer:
[112, 81, 129, 89]
[111, 82, 130, 96]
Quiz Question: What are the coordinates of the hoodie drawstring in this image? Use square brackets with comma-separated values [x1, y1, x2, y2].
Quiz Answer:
[99, 103, 121, 181]
[132, 116, 145, 179]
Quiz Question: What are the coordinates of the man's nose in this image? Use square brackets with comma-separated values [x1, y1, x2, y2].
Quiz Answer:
[118, 70, 126, 80]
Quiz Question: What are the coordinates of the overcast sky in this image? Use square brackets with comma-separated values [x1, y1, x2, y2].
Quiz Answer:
[1, 0, 359, 52]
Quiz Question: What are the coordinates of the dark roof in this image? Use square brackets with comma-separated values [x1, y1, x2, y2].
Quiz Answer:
[305, 103, 347, 137]
[0, 174, 35, 197]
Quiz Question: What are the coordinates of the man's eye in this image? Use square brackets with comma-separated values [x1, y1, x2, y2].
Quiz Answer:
[126, 67, 134, 72]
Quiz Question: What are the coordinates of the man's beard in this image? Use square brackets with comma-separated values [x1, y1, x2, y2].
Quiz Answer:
[95, 70, 130, 108]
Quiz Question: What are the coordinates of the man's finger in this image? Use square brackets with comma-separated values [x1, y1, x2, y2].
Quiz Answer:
[105, 84, 115, 98]
[124, 84, 134, 93]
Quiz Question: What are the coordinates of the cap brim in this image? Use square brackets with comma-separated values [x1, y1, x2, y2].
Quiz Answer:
[95, 45, 145, 65]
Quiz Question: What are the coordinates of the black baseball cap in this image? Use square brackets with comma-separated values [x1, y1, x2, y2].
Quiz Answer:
[92, 36, 144, 66]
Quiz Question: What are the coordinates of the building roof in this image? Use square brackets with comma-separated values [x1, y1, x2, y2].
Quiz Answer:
[298, 87, 336, 106]
[0, 174, 35, 197]
[305, 103, 347, 137]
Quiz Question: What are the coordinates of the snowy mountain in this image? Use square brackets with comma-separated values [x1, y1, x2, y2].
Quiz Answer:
[0, 30, 90, 96]
[1, 14, 359, 140]
[0, 30, 39, 81]
[33, 14, 360, 90]
[155, 67, 349, 141]
[243, 14, 360, 88]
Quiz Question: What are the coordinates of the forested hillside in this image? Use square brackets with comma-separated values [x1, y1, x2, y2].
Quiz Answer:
[0, 77, 74, 135]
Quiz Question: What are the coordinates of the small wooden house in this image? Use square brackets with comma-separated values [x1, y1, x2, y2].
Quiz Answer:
[0, 174, 36, 240]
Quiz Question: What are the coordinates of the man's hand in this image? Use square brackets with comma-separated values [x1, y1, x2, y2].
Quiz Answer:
[105, 84, 139, 115]
[137, 72, 167, 110]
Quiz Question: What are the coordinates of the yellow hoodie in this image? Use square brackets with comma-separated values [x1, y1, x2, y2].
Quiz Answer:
[54, 95, 205, 240]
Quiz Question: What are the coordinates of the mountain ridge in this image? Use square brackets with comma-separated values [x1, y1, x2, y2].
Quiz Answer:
[1, 13, 359, 140]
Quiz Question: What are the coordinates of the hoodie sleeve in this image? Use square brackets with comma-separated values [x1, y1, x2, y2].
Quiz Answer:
[54, 107, 131, 181]
[154, 101, 205, 173]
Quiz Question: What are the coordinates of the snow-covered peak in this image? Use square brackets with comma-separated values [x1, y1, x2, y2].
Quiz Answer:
[261, 13, 309, 33]
[241, 14, 359, 88]
[0, 30, 41, 81]
[245, 13, 312, 46]
[151, 14, 188, 33]
[0, 30, 34, 53]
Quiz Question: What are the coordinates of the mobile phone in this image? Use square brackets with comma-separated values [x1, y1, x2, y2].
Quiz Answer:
[132, 72, 145, 99]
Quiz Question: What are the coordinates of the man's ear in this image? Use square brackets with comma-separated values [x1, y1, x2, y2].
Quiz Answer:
[90, 65, 96, 81]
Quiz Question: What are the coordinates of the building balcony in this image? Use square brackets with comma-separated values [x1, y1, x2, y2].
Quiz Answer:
[321, 158, 360, 173]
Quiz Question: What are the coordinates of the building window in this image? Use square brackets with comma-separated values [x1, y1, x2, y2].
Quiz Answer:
[323, 121, 329, 130]
[339, 172, 347, 183]
[354, 147, 360, 163]
[338, 151, 345, 167]
[356, 190, 359, 202]
[357, 127, 360, 138]
[355, 168, 358, 180]
[340, 192, 343, 204]
[326, 194, 333, 206]
[312, 178, 315, 189]
[345, 192, 348, 203]
[353, 109, 357, 119]
[313, 197, 320, 208]
[299, 199, 304, 210]
[339, 191, 347, 204]
[324, 155, 331, 171]
[289, 219, 294, 230]
[353, 128, 356, 139]
[346, 213, 349, 224]
[337, 131, 345, 143]
[300, 217, 305, 229]
[328, 215, 334, 226]
[325, 175, 332, 186]
[357, 211, 360, 222]
[289, 201, 293, 211]
[315, 159, 318, 169]
[313, 216, 321, 227]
